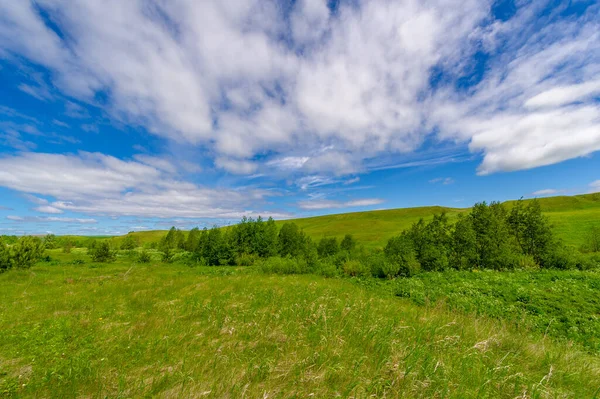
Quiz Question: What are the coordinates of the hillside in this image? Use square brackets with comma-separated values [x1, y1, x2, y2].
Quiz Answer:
[103, 192, 600, 249]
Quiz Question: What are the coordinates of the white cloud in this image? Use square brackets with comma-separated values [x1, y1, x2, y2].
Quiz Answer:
[298, 198, 384, 210]
[34, 205, 64, 214]
[0, 152, 288, 219]
[0, 0, 597, 180]
[590, 180, 600, 192]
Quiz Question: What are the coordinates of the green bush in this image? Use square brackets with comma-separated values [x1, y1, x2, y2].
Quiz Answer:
[138, 250, 152, 263]
[12, 236, 45, 269]
[236, 252, 259, 266]
[259, 257, 310, 275]
[342, 260, 371, 277]
[0, 242, 12, 271]
[313, 261, 339, 278]
[89, 241, 116, 263]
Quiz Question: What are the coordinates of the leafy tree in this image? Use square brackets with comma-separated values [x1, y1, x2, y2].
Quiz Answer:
[0, 241, 12, 271]
[508, 199, 553, 263]
[384, 234, 420, 276]
[43, 234, 58, 249]
[470, 202, 519, 270]
[185, 227, 201, 252]
[340, 234, 356, 252]
[138, 249, 152, 263]
[89, 241, 116, 263]
[258, 217, 279, 258]
[12, 236, 45, 269]
[450, 214, 478, 270]
[121, 234, 139, 250]
[278, 222, 306, 258]
[317, 237, 339, 258]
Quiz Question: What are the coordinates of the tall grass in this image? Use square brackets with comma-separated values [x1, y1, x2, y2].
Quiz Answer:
[1, 258, 599, 397]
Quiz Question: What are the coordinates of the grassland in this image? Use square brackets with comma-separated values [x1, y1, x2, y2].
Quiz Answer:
[102, 192, 600, 250]
[1, 252, 600, 398]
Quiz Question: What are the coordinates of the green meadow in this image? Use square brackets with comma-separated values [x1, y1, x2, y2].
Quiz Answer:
[1, 253, 600, 398]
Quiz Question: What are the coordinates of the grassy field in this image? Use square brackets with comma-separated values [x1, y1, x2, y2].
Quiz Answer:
[101, 192, 600, 250]
[1, 253, 600, 398]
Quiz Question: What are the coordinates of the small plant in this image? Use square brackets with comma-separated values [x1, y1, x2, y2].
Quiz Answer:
[342, 260, 371, 277]
[138, 250, 152, 263]
[89, 241, 116, 263]
[12, 236, 45, 269]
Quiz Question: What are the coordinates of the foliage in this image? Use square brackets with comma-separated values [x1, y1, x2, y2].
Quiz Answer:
[0, 241, 11, 271]
[258, 256, 310, 275]
[120, 234, 139, 250]
[383, 234, 420, 277]
[342, 260, 370, 277]
[317, 237, 339, 258]
[391, 270, 600, 352]
[11, 236, 45, 269]
[137, 249, 152, 263]
[43, 234, 58, 249]
[340, 234, 356, 251]
[89, 241, 116, 263]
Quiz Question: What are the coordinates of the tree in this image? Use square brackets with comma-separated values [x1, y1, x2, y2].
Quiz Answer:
[89, 241, 116, 262]
[43, 234, 58, 249]
[0, 241, 12, 271]
[470, 202, 519, 270]
[384, 234, 420, 276]
[12, 236, 45, 269]
[317, 237, 339, 258]
[185, 227, 201, 252]
[450, 214, 478, 270]
[508, 199, 553, 263]
[121, 234, 139, 250]
[278, 223, 306, 258]
[259, 217, 279, 258]
[340, 234, 356, 252]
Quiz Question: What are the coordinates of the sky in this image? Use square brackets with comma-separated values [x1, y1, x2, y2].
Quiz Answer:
[0, 0, 599, 236]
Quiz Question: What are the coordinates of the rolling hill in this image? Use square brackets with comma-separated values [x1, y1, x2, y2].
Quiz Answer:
[106, 192, 600, 249]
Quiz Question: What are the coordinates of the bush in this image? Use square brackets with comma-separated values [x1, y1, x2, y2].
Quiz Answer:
[12, 236, 45, 269]
[89, 241, 116, 263]
[138, 250, 152, 263]
[236, 252, 259, 266]
[384, 235, 421, 276]
[0, 242, 12, 271]
[259, 257, 310, 275]
[342, 260, 371, 277]
[313, 261, 339, 278]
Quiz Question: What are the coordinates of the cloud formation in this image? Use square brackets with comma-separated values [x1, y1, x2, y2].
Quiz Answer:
[298, 198, 384, 210]
[0, 152, 288, 219]
[0, 0, 596, 178]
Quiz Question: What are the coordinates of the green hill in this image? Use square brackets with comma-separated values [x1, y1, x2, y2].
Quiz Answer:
[96, 192, 600, 249]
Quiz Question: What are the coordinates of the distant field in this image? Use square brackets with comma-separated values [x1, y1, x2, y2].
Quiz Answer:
[76, 192, 600, 249]
[1, 256, 599, 397]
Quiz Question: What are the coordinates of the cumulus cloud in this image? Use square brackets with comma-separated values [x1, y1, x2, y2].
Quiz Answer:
[591, 180, 600, 192]
[0, 152, 288, 219]
[0, 0, 597, 182]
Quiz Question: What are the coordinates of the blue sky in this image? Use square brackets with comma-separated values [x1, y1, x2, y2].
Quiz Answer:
[0, 0, 599, 235]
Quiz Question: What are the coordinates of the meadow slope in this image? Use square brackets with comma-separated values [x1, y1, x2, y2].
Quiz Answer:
[1, 260, 599, 398]
[108, 192, 600, 249]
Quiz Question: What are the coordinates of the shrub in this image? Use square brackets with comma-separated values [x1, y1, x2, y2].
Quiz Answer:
[384, 235, 421, 276]
[121, 234, 139, 250]
[138, 250, 152, 263]
[540, 244, 577, 270]
[12, 236, 45, 269]
[236, 252, 259, 266]
[380, 261, 401, 279]
[342, 260, 371, 277]
[89, 241, 116, 263]
[0, 242, 12, 271]
[340, 234, 356, 252]
[259, 257, 310, 275]
[313, 261, 339, 278]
